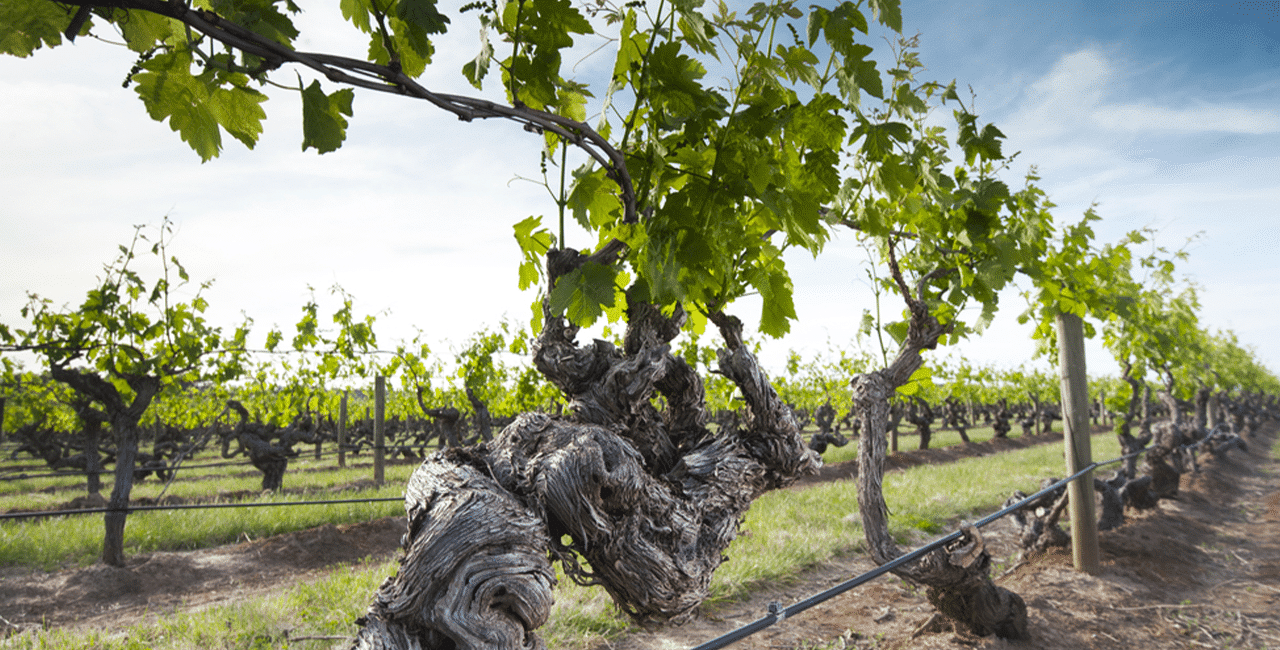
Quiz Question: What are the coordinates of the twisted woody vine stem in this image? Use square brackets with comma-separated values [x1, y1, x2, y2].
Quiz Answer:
[849, 243, 1029, 639]
[350, 247, 819, 648]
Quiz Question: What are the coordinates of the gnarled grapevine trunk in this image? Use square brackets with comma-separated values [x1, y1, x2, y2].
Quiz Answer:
[222, 402, 291, 491]
[1005, 474, 1127, 554]
[351, 248, 819, 648]
[47, 365, 160, 567]
[808, 402, 851, 454]
[848, 257, 1027, 640]
[355, 454, 555, 650]
[852, 369, 1028, 639]
[464, 387, 493, 442]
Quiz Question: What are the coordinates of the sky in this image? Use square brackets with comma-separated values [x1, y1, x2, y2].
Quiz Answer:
[2, 0, 1278, 384]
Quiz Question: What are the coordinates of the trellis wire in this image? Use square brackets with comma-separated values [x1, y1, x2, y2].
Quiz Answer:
[0, 495, 405, 521]
[0, 445, 433, 482]
[689, 446, 1150, 650]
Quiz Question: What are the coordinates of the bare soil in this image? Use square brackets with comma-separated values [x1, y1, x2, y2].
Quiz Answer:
[2, 424, 1276, 650]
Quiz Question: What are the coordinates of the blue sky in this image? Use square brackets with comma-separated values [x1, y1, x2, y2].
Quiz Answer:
[2, 1, 1277, 382]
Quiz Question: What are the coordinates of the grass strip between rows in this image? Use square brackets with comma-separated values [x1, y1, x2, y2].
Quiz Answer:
[1, 487, 407, 570]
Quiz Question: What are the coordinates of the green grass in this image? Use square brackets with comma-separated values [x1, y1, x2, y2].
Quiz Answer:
[709, 430, 1120, 604]
[2, 430, 1124, 648]
[1, 448, 424, 571]
[1, 486, 407, 570]
[543, 568, 633, 648]
[0, 450, 420, 508]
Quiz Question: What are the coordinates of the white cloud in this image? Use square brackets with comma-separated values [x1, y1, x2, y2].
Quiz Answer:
[1033, 49, 1113, 102]
[1142, 155, 1280, 183]
[1006, 48, 1280, 144]
[1004, 49, 1114, 139]
[1094, 103, 1280, 134]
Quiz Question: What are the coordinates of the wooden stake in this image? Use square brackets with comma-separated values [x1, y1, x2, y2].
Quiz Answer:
[1056, 312, 1100, 575]
[374, 375, 386, 487]
[338, 393, 348, 469]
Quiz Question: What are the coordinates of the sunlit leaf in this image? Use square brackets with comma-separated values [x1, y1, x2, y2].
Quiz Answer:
[0, 0, 67, 57]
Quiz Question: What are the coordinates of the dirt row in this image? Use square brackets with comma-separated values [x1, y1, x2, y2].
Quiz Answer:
[0, 516, 407, 634]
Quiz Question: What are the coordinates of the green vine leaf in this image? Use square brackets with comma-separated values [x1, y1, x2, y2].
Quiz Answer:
[396, 0, 450, 39]
[746, 257, 797, 338]
[300, 80, 354, 154]
[208, 0, 300, 46]
[867, 0, 903, 32]
[895, 364, 933, 396]
[548, 261, 618, 325]
[513, 216, 554, 291]
[118, 12, 181, 53]
[0, 0, 67, 57]
[568, 166, 623, 230]
[461, 15, 493, 89]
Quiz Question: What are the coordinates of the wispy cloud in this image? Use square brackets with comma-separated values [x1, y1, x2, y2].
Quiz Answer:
[1094, 103, 1280, 134]
[1003, 49, 1114, 138]
[1007, 47, 1280, 140]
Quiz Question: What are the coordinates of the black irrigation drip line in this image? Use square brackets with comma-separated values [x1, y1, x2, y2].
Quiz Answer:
[1, 495, 405, 521]
[689, 446, 1152, 650]
[1, 468, 119, 481]
[336, 443, 447, 450]
[148, 459, 255, 471]
[0, 459, 258, 481]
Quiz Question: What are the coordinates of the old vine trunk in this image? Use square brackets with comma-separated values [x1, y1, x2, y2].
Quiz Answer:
[848, 261, 1028, 640]
[351, 248, 820, 649]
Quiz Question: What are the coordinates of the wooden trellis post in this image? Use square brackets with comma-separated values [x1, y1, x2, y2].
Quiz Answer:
[374, 375, 385, 487]
[338, 393, 348, 469]
[1057, 312, 1100, 575]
